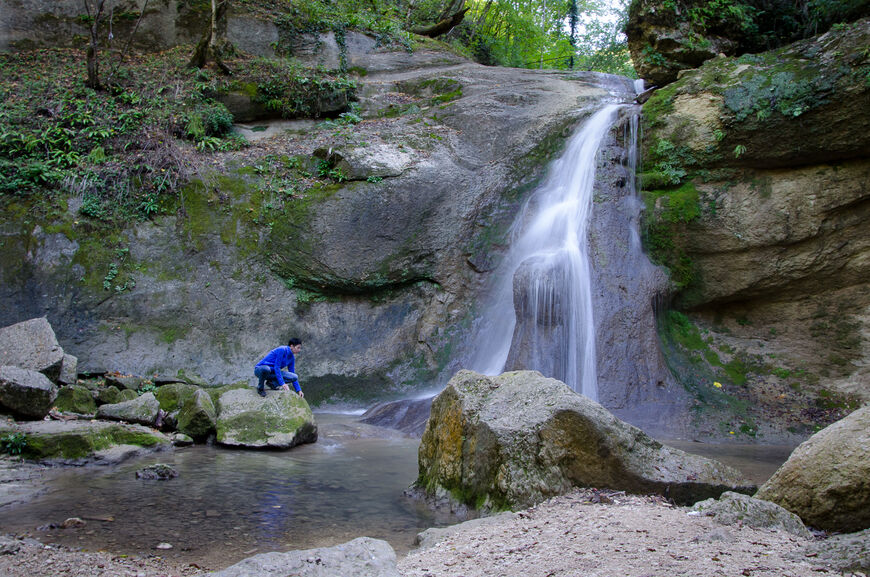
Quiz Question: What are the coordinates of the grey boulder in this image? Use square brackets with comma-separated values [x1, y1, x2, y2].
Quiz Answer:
[0, 317, 64, 382]
[756, 404, 870, 532]
[0, 365, 58, 418]
[415, 370, 754, 511]
[96, 392, 161, 426]
[692, 491, 811, 538]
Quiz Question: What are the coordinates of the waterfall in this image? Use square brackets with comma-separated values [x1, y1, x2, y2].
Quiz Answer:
[467, 105, 626, 401]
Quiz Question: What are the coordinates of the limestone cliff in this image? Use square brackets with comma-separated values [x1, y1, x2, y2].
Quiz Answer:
[637, 17, 870, 438]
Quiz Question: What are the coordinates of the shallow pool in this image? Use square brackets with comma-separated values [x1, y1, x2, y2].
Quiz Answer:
[0, 413, 444, 569]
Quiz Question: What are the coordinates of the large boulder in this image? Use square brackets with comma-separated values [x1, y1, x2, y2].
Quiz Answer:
[216, 389, 317, 449]
[414, 370, 754, 511]
[209, 536, 400, 577]
[0, 317, 64, 382]
[176, 388, 217, 441]
[755, 404, 870, 532]
[96, 392, 161, 427]
[0, 365, 58, 418]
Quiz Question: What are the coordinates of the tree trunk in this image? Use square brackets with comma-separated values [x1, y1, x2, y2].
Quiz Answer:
[188, 0, 231, 74]
[84, 0, 107, 90]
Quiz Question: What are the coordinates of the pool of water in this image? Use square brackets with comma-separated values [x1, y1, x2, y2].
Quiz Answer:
[0, 413, 446, 570]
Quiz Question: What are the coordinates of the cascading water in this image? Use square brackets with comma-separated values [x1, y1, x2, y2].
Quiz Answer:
[467, 104, 626, 402]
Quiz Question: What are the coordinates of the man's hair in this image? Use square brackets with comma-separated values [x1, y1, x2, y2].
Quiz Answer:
[288, 338, 302, 347]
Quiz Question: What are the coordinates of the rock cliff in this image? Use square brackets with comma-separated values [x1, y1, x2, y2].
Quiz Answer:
[636, 15, 870, 437]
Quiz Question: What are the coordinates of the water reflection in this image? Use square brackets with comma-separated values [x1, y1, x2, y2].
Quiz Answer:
[0, 414, 442, 570]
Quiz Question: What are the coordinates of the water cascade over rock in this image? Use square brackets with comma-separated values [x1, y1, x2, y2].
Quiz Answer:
[468, 106, 624, 401]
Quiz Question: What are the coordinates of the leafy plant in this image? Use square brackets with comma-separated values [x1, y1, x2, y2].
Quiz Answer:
[1, 432, 27, 455]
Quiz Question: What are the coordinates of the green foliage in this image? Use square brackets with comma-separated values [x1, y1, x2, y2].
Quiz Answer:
[447, 0, 633, 75]
[201, 57, 357, 120]
[138, 382, 158, 395]
[0, 432, 27, 455]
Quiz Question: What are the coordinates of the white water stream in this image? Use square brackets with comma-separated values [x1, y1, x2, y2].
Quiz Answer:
[467, 104, 626, 401]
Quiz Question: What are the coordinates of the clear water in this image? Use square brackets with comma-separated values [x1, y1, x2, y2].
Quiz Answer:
[0, 414, 444, 570]
[467, 105, 626, 401]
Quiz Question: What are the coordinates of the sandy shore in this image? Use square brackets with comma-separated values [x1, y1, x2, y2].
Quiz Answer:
[2, 487, 850, 577]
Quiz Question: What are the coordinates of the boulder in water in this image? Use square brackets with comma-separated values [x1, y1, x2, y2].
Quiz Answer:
[0, 365, 58, 419]
[415, 370, 754, 512]
[755, 404, 870, 532]
[136, 463, 179, 480]
[216, 388, 317, 449]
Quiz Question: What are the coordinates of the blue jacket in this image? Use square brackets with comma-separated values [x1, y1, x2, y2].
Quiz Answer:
[256, 346, 297, 390]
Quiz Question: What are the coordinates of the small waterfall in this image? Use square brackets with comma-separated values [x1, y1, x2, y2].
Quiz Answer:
[467, 105, 626, 401]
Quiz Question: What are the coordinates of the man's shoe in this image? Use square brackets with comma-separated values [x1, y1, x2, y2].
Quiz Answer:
[257, 388, 266, 397]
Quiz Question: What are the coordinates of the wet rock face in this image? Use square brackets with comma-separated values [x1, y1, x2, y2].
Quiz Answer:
[415, 370, 754, 512]
[756, 405, 870, 533]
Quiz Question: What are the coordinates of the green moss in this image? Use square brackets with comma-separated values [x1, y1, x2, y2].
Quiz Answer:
[155, 383, 199, 412]
[641, 84, 677, 130]
[17, 424, 168, 461]
[54, 386, 98, 415]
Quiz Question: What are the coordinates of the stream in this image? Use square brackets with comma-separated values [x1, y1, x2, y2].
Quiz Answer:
[0, 413, 795, 570]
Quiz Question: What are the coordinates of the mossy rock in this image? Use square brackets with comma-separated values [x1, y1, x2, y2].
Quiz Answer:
[96, 392, 160, 426]
[54, 385, 97, 415]
[177, 388, 217, 441]
[96, 385, 123, 405]
[155, 383, 199, 413]
[0, 421, 170, 462]
[216, 388, 317, 449]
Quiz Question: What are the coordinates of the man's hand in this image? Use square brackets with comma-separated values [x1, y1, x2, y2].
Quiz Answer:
[297, 390, 304, 398]
[281, 384, 290, 392]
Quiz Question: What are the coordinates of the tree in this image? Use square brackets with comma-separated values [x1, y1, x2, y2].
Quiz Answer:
[189, 0, 232, 74]
[83, 0, 109, 89]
